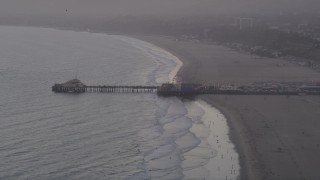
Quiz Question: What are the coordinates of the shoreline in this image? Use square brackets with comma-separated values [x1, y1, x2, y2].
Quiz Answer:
[182, 99, 240, 179]
[133, 35, 243, 179]
[133, 35, 320, 180]
[134, 35, 250, 179]
[125, 34, 241, 179]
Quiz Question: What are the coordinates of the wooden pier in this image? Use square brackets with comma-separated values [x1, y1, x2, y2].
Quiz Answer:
[52, 79, 157, 93]
[52, 85, 157, 93]
[52, 79, 320, 96]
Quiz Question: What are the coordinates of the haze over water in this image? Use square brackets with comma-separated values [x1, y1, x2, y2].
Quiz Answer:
[0, 26, 239, 179]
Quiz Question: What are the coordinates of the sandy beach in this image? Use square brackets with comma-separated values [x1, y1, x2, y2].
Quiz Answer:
[136, 35, 320, 180]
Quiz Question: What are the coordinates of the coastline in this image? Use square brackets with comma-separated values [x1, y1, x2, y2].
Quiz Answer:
[134, 35, 248, 179]
[133, 35, 243, 179]
[133, 35, 320, 179]
[125, 34, 241, 179]
[182, 100, 240, 179]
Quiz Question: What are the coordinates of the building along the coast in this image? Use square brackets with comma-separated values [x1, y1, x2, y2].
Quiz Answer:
[52, 79, 86, 93]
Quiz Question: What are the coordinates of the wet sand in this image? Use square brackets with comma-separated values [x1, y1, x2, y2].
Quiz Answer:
[135, 35, 320, 180]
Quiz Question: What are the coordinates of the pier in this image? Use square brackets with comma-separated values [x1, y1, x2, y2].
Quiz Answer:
[52, 79, 320, 96]
[52, 79, 157, 93]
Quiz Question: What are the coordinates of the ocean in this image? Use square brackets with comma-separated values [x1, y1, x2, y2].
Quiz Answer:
[0, 26, 239, 180]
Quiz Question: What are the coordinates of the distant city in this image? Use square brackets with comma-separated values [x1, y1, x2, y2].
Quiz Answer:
[1, 13, 319, 71]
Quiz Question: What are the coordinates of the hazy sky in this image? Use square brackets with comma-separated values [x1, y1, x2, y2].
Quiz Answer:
[0, 0, 319, 18]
